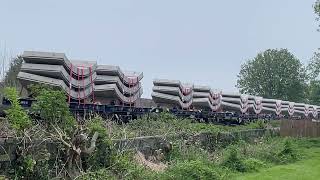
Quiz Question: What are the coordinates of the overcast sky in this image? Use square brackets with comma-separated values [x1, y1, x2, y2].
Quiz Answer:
[1, 0, 320, 97]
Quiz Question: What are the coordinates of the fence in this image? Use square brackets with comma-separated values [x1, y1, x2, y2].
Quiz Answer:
[280, 119, 320, 138]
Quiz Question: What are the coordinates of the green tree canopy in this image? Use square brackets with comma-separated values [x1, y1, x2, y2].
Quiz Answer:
[307, 80, 320, 105]
[236, 49, 307, 102]
[314, 0, 320, 29]
[3, 56, 23, 87]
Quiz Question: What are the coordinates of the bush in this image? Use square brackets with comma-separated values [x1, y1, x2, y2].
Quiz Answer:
[86, 116, 114, 170]
[14, 151, 50, 180]
[277, 138, 299, 164]
[3, 87, 31, 132]
[31, 88, 76, 132]
[221, 142, 266, 172]
[243, 158, 266, 172]
[221, 148, 246, 172]
[161, 160, 221, 180]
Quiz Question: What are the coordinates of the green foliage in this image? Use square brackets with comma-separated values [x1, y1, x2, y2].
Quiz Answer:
[31, 87, 75, 132]
[222, 147, 246, 172]
[234, 147, 320, 180]
[306, 52, 320, 105]
[14, 151, 50, 180]
[27, 84, 51, 97]
[22, 155, 36, 174]
[314, 1, 320, 24]
[167, 143, 210, 162]
[86, 116, 114, 170]
[109, 151, 155, 180]
[160, 160, 221, 180]
[243, 158, 266, 172]
[87, 116, 107, 138]
[308, 80, 320, 105]
[3, 56, 23, 87]
[224, 137, 300, 167]
[111, 113, 266, 139]
[3, 87, 31, 132]
[237, 49, 307, 102]
[78, 169, 116, 180]
[246, 119, 266, 129]
[277, 139, 299, 164]
[306, 80, 320, 105]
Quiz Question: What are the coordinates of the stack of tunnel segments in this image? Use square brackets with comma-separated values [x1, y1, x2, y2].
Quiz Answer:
[151, 78, 320, 118]
[192, 86, 222, 111]
[221, 93, 251, 113]
[17, 51, 143, 105]
[151, 79, 193, 109]
[152, 79, 224, 111]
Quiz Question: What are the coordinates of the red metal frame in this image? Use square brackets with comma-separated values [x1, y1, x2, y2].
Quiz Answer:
[67, 63, 95, 105]
[127, 76, 138, 108]
[77, 67, 80, 104]
[68, 63, 73, 104]
[89, 66, 95, 104]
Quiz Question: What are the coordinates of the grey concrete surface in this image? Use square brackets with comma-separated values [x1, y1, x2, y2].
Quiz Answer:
[18, 51, 143, 104]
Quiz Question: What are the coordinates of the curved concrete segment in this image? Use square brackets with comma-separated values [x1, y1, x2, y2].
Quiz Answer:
[152, 86, 193, 102]
[22, 51, 97, 77]
[151, 92, 192, 109]
[253, 97, 263, 114]
[20, 63, 97, 89]
[221, 93, 251, 113]
[18, 51, 143, 105]
[153, 79, 194, 95]
[18, 72, 94, 100]
[97, 65, 143, 86]
[95, 75, 142, 95]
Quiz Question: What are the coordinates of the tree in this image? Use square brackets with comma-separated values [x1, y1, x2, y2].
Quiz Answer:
[0, 56, 23, 103]
[314, 0, 320, 30]
[306, 53, 320, 105]
[3, 56, 23, 87]
[306, 80, 320, 105]
[236, 49, 307, 102]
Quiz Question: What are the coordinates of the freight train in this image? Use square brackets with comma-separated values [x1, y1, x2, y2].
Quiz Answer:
[0, 51, 314, 124]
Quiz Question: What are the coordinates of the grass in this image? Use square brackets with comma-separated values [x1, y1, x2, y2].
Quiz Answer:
[234, 145, 320, 180]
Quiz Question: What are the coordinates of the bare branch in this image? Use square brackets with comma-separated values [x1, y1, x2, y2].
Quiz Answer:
[82, 132, 99, 154]
[51, 124, 71, 148]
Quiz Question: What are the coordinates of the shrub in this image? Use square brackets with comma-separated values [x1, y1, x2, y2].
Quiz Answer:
[243, 158, 266, 172]
[14, 152, 50, 180]
[277, 138, 299, 164]
[31, 88, 76, 132]
[221, 148, 246, 172]
[3, 87, 31, 132]
[86, 116, 114, 170]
